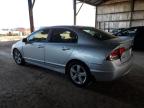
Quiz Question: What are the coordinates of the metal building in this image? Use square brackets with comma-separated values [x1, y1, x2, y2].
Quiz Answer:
[76, 0, 144, 31]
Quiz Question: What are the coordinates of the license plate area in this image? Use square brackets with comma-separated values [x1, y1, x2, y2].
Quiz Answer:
[120, 48, 132, 63]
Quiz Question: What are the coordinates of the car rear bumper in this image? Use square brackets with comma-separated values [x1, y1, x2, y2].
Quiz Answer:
[90, 56, 133, 81]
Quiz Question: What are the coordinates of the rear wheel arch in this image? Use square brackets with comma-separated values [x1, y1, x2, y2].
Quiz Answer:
[65, 59, 93, 87]
[65, 59, 90, 75]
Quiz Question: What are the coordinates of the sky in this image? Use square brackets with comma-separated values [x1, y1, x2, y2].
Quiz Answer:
[0, 0, 95, 29]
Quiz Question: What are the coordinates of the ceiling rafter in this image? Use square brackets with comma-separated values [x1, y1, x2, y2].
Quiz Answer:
[78, 0, 104, 6]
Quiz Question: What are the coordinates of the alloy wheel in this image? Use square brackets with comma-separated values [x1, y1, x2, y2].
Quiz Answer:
[70, 64, 87, 85]
[13, 50, 23, 64]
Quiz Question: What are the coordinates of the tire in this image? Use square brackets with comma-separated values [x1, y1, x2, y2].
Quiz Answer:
[13, 49, 25, 65]
[67, 61, 91, 87]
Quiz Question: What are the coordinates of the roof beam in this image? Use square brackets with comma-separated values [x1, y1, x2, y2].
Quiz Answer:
[78, 0, 104, 6]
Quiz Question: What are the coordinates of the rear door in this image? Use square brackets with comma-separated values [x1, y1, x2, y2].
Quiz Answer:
[45, 28, 78, 69]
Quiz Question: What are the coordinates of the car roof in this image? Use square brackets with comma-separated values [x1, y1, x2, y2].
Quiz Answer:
[39, 25, 94, 30]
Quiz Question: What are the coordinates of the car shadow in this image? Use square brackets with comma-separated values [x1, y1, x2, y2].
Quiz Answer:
[24, 63, 144, 108]
[86, 76, 144, 107]
[24, 63, 66, 80]
[86, 61, 144, 107]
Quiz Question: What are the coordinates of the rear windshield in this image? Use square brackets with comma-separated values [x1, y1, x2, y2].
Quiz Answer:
[80, 27, 117, 40]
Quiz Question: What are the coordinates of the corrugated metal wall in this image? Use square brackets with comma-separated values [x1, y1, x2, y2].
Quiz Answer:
[96, 0, 144, 31]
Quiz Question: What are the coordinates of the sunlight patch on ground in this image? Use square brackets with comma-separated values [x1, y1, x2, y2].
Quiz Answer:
[0, 36, 27, 42]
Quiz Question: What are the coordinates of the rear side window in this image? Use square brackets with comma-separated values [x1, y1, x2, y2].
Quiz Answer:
[50, 28, 77, 43]
[81, 27, 117, 40]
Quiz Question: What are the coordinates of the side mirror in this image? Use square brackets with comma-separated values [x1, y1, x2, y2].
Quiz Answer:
[22, 38, 27, 43]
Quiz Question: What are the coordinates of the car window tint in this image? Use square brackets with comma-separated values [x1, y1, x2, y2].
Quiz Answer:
[28, 29, 49, 42]
[51, 29, 77, 43]
[82, 28, 116, 40]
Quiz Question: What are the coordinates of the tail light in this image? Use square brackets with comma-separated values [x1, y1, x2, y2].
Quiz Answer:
[107, 47, 126, 61]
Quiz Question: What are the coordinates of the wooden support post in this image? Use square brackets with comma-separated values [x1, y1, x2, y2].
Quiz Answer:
[28, 0, 35, 33]
[95, 6, 98, 28]
[73, 0, 76, 25]
[104, 22, 105, 31]
[129, 0, 135, 27]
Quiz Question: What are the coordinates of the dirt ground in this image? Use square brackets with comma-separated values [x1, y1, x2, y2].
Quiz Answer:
[0, 41, 144, 108]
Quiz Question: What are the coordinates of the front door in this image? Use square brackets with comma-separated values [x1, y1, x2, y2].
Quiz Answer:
[23, 29, 49, 65]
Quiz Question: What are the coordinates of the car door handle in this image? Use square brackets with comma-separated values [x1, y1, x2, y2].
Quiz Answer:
[62, 47, 71, 51]
[37, 45, 45, 48]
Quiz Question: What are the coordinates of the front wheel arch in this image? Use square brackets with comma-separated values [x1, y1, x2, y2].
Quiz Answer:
[13, 48, 25, 65]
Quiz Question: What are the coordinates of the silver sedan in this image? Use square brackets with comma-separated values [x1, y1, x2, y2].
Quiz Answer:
[11, 26, 133, 87]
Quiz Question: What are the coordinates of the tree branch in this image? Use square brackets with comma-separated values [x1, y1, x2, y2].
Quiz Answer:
[32, 0, 36, 9]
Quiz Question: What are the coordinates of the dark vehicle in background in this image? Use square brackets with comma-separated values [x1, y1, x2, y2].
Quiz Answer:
[111, 28, 125, 34]
[113, 26, 144, 50]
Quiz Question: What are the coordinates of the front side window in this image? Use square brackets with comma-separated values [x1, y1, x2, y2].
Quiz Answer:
[28, 29, 49, 42]
[50, 29, 77, 43]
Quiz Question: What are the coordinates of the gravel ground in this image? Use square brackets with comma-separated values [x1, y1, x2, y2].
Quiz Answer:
[0, 41, 144, 108]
